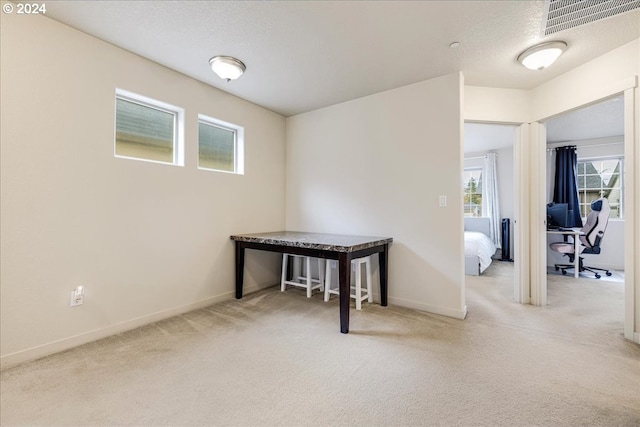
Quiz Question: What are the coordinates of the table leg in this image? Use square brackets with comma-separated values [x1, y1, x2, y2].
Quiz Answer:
[338, 253, 351, 334]
[379, 244, 388, 306]
[235, 242, 245, 299]
[574, 235, 579, 278]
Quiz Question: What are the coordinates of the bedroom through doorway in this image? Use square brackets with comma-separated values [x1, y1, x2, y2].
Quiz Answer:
[463, 122, 517, 292]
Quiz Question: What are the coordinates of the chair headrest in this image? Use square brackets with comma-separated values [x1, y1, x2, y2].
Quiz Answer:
[591, 199, 606, 212]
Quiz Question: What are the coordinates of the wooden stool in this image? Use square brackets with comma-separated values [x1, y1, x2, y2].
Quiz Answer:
[324, 256, 372, 309]
[280, 254, 325, 298]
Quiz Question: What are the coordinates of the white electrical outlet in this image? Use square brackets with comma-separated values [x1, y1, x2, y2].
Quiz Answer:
[70, 286, 84, 307]
[439, 195, 447, 207]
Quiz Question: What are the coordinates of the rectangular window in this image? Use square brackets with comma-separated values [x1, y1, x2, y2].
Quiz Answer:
[198, 114, 244, 174]
[577, 157, 623, 219]
[114, 89, 184, 165]
[463, 168, 482, 217]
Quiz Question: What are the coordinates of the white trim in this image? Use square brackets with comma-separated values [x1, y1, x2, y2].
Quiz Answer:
[0, 283, 269, 371]
[389, 296, 468, 320]
[623, 87, 637, 341]
[530, 122, 548, 306]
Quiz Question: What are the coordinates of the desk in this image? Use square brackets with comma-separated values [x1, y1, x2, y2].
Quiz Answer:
[547, 228, 584, 278]
[230, 231, 393, 334]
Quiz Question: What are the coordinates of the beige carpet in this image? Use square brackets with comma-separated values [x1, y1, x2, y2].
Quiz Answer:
[1, 262, 639, 426]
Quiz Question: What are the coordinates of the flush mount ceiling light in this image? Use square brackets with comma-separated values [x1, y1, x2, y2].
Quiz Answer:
[517, 41, 567, 70]
[208, 56, 246, 82]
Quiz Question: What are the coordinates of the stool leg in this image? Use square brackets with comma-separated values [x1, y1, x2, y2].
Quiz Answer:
[305, 256, 312, 298]
[366, 257, 373, 303]
[355, 260, 362, 310]
[318, 259, 325, 292]
[293, 256, 301, 280]
[280, 254, 288, 292]
[324, 261, 332, 302]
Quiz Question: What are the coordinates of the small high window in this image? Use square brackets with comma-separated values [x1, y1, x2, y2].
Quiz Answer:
[114, 89, 184, 165]
[198, 115, 244, 174]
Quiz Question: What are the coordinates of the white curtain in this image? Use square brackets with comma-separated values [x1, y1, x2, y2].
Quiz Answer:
[483, 152, 501, 248]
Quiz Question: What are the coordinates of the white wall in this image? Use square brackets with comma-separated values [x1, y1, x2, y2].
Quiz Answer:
[0, 14, 286, 367]
[286, 73, 466, 319]
[531, 39, 639, 122]
[464, 87, 530, 124]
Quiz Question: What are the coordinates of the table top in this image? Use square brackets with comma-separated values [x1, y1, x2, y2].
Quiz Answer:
[230, 231, 393, 253]
[546, 228, 584, 235]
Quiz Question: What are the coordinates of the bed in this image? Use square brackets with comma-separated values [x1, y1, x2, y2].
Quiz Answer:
[464, 217, 497, 276]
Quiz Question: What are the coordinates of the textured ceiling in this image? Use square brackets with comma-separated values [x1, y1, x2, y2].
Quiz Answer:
[545, 95, 624, 143]
[30, 1, 640, 117]
[464, 123, 517, 154]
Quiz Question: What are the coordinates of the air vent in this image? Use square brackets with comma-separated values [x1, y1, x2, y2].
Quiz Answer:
[542, 0, 640, 36]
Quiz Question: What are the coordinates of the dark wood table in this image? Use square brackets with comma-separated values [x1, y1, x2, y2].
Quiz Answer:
[230, 231, 392, 333]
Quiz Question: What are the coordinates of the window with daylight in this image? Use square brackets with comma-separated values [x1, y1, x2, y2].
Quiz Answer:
[198, 115, 244, 174]
[463, 168, 483, 217]
[577, 157, 623, 219]
[114, 89, 184, 165]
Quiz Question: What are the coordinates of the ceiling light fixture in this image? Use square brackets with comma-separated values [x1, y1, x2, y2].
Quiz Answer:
[517, 41, 567, 71]
[209, 56, 246, 82]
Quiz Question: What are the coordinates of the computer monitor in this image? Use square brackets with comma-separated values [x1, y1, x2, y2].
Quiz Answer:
[547, 202, 569, 228]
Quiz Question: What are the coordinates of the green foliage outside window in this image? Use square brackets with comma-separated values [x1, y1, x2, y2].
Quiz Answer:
[464, 169, 482, 217]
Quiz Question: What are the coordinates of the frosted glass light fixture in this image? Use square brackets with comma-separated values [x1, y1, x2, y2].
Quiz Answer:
[517, 41, 567, 70]
[209, 56, 246, 81]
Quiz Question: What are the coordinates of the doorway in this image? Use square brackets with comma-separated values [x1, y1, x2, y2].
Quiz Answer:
[463, 122, 517, 298]
[538, 94, 627, 331]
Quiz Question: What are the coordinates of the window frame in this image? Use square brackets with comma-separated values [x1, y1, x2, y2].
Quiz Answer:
[114, 88, 184, 166]
[576, 156, 624, 219]
[197, 114, 244, 175]
[463, 167, 483, 217]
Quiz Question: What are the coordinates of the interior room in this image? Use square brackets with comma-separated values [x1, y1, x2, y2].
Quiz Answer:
[463, 122, 516, 276]
[544, 96, 625, 280]
[1, 1, 639, 425]
[463, 103, 626, 337]
[463, 97, 625, 280]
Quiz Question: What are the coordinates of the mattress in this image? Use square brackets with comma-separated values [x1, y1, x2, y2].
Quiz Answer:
[464, 231, 497, 274]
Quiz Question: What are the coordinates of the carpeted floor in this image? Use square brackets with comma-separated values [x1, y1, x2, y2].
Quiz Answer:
[1, 262, 639, 426]
[546, 266, 625, 283]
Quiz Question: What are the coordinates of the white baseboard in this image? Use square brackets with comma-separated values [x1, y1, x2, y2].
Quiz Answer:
[388, 296, 468, 320]
[0, 283, 268, 370]
[634, 332, 640, 345]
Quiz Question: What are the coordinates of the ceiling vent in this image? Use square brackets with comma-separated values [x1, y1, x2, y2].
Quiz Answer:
[542, 0, 640, 36]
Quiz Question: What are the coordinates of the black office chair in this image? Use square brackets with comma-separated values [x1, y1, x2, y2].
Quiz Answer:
[549, 198, 612, 279]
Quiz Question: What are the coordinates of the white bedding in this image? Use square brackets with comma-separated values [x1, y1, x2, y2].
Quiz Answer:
[464, 231, 497, 273]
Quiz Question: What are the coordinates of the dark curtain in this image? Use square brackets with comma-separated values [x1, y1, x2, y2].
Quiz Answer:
[553, 146, 583, 227]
